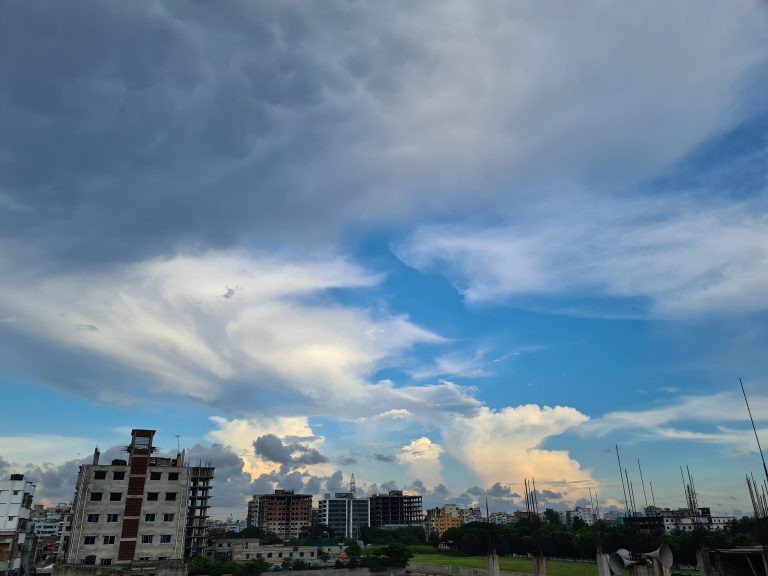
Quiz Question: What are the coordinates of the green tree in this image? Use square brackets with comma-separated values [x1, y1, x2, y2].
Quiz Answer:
[345, 538, 362, 568]
[427, 530, 440, 548]
[543, 509, 563, 527]
[361, 544, 413, 572]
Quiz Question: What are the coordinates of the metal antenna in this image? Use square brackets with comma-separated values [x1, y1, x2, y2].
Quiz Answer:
[740, 378, 768, 487]
[175, 435, 181, 453]
[650, 481, 657, 512]
[616, 445, 630, 516]
[637, 459, 649, 513]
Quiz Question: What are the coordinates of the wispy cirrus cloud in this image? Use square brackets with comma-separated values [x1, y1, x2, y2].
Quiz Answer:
[0, 251, 447, 417]
[580, 388, 768, 451]
[399, 198, 768, 317]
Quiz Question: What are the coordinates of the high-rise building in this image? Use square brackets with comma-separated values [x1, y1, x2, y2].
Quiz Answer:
[66, 429, 214, 566]
[0, 473, 36, 576]
[369, 491, 422, 528]
[318, 492, 369, 540]
[186, 466, 214, 557]
[258, 490, 312, 540]
[246, 495, 265, 529]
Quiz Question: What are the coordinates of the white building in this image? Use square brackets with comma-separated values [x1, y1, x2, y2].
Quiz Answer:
[570, 507, 595, 526]
[0, 473, 36, 575]
[66, 429, 213, 566]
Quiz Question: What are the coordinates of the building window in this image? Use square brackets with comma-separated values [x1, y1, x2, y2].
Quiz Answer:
[86, 514, 100, 523]
[83, 536, 96, 545]
[90, 493, 103, 501]
[160, 535, 172, 544]
[94, 471, 107, 480]
[165, 492, 177, 501]
[147, 492, 159, 501]
[267, 553, 272, 558]
[168, 472, 179, 480]
[245, 553, 251, 560]
[163, 513, 174, 522]
[113, 471, 125, 480]
[100, 559, 112, 566]
[110, 492, 122, 501]
[103, 536, 116, 545]
[150, 472, 162, 481]
[107, 514, 119, 523]
[145, 514, 156, 522]
[141, 535, 153, 544]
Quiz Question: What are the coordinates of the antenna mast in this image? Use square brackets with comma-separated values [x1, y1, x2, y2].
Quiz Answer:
[740, 378, 768, 486]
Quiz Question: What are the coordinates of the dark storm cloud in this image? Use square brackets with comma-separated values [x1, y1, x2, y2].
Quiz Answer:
[0, 0, 427, 268]
[253, 434, 328, 467]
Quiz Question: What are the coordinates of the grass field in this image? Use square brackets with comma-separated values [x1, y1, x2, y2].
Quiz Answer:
[410, 554, 598, 576]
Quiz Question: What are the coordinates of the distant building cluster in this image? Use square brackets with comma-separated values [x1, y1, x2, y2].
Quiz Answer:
[624, 506, 735, 533]
[245, 480, 423, 542]
[0, 426, 739, 576]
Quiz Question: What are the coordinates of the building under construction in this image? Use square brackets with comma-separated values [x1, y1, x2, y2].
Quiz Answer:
[369, 490, 422, 528]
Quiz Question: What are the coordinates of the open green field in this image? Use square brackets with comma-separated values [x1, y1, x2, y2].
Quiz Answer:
[410, 554, 598, 576]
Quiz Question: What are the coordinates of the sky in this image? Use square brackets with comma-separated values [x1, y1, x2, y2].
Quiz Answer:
[1, 0, 768, 521]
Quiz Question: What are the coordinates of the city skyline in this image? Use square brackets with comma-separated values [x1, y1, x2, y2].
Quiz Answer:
[1, 1, 768, 521]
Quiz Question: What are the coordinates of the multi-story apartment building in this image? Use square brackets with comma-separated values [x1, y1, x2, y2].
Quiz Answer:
[66, 429, 214, 566]
[568, 506, 595, 526]
[625, 506, 734, 533]
[460, 507, 484, 524]
[257, 490, 312, 540]
[29, 503, 72, 566]
[317, 492, 369, 540]
[186, 466, 214, 558]
[369, 491, 422, 528]
[207, 538, 321, 565]
[425, 505, 463, 537]
[246, 495, 265, 529]
[56, 508, 73, 562]
[0, 473, 36, 576]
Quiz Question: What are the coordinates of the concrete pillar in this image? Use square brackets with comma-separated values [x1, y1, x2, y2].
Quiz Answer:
[650, 560, 671, 576]
[596, 553, 611, 576]
[532, 556, 547, 576]
[487, 554, 499, 576]
[696, 549, 712, 576]
[628, 564, 651, 576]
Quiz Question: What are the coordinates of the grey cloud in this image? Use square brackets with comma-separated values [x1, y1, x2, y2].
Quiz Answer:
[486, 482, 518, 498]
[2, 0, 764, 272]
[253, 434, 328, 467]
[250, 468, 347, 500]
[337, 456, 357, 466]
[540, 489, 563, 500]
[371, 452, 397, 463]
[325, 470, 345, 494]
[378, 480, 399, 493]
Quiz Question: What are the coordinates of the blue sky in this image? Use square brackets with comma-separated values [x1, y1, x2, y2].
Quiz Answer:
[1, 0, 768, 520]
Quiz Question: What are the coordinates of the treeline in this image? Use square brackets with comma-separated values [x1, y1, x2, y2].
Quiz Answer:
[439, 517, 763, 565]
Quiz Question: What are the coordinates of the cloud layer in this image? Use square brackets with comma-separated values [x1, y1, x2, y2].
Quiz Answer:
[400, 198, 768, 316]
